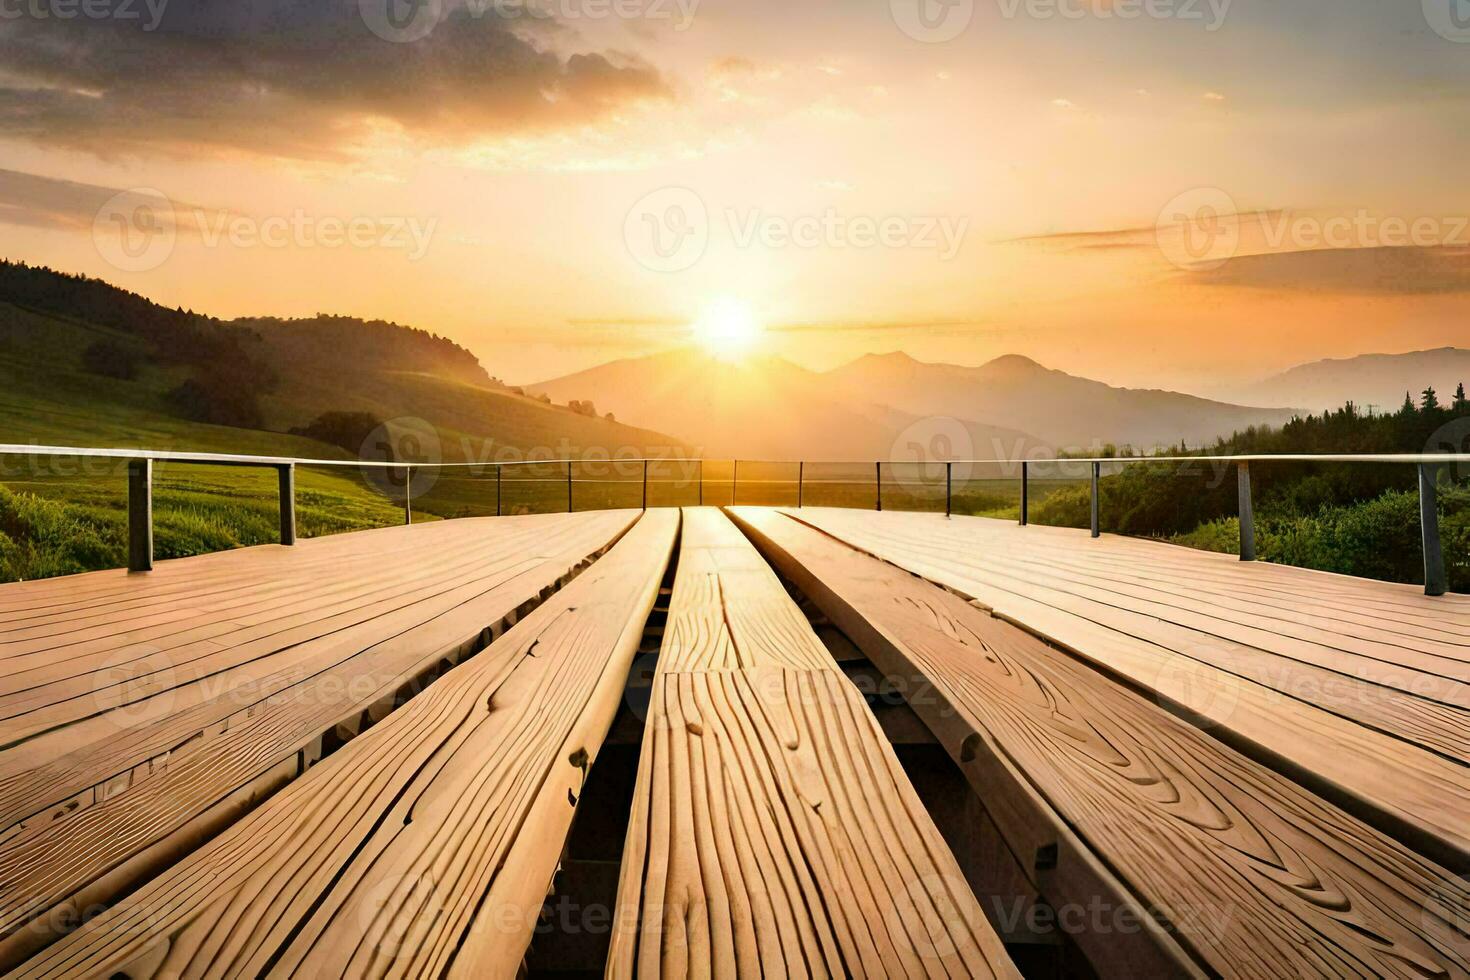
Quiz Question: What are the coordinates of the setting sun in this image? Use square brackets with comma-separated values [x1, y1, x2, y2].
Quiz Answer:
[692, 298, 763, 361]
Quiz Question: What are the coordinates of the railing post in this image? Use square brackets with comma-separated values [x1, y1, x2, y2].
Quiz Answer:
[733, 460, 739, 506]
[698, 460, 703, 506]
[642, 459, 648, 511]
[945, 461, 952, 518]
[1090, 461, 1101, 538]
[876, 462, 882, 512]
[277, 463, 296, 546]
[496, 465, 502, 517]
[1237, 461, 1255, 562]
[798, 461, 805, 509]
[1420, 463, 1447, 597]
[403, 466, 413, 525]
[1020, 461, 1029, 526]
[127, 458, 153, 573]
[567, 461, 574, 513]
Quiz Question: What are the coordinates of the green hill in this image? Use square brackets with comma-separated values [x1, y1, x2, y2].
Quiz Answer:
[0, 263, 688, 581]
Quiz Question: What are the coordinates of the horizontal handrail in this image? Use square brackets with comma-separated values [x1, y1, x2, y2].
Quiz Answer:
[2, 443, 1468, 468]
[0, 443, 1462, 595]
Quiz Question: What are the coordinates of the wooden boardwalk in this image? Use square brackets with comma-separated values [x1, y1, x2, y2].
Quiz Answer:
[773, 508, 1470, 869]
[732, 508, 1470, 978]
[0, 506, 1466, 978]
[608, 509, 1017, 979]
[0, 512, 640, 970]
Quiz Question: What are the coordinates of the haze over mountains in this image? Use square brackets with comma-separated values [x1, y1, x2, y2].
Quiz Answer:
[529, 350, 1299, 459]
[525, 350, 1043, 461]
[0, 262, 686, 463]
[1222, 348, 1470, 415]
[8, 263, 1466, 466]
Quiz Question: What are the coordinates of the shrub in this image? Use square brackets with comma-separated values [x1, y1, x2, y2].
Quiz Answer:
[81, 339, 141, 380]
[167, 375, 264, 428]
[289, 411, 384, 455]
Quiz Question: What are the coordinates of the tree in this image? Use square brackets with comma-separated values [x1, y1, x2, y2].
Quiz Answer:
[81, 340, 140, 380]
[1455, 382, 1468, 412]
[1421, 386, 1440, 412]
[1400, 391, 1416, 417]
[289, 412, 384, 454]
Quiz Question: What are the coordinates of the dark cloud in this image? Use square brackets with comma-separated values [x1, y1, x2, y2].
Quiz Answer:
[0, 168, 212, 234]
[1004, 211, 1285, 251]
[0, 168, 133, 230]
[0, 0, 671, 160]
[1180, 246, 1470, 295]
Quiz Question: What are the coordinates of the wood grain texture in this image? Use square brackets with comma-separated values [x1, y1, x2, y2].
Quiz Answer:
[609, 508, 1018, 979]
[732, 507, 1470, 979]
[783, 507, 1470, 866]
[3, 509, 676, 980]
[0, 511, 640, 968]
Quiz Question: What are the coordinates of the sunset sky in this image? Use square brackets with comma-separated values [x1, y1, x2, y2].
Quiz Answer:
[2, 0, 1468, 393]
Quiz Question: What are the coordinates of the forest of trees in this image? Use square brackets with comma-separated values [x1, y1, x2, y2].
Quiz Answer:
[1033, 388, 1470, 590]
[1, 260, 276, 428]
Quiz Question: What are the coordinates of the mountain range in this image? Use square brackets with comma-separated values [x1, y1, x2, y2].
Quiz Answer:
[525, 350, 1044, 462]
[1222, 347, 1470, 415]
[528, 350, 1300, 459]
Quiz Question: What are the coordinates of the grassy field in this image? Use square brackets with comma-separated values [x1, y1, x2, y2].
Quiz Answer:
[0, 307, 1088, 582]
[6, 295, 1458, 590]
[0, 302, 408, 578]
[0, 297, 698, 582]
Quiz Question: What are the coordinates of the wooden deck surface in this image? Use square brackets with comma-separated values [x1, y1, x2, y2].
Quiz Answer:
[7, 510, 676, 979]
[0, 512, 640, 968]
[608, 509, 1018, 979]
[778, 507, 1470, 869]
[0, 505, 1465, 979]
[733, 507, 1470, 978]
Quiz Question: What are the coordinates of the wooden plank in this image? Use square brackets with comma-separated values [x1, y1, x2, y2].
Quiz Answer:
[733, 507, 1470, 979]
[0, 512, 639, 969]
[793, 511, 1470, 695]
[0, 515, 625, 824]
[609, 508, 1018, 979]
[5, 509, 677, 980]
[819, 531, 1470, 759]
[786, 508, 1470, 866]
[660, 507, 837, 672]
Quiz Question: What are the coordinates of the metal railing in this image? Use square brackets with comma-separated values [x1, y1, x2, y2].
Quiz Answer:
[1, 445, 1465, 595]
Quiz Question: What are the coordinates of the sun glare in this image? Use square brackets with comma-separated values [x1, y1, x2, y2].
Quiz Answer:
[693, 298, 763, 361]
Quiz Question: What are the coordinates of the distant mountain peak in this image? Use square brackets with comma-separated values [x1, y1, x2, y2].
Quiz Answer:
[979, 353, 1047, 375]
